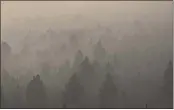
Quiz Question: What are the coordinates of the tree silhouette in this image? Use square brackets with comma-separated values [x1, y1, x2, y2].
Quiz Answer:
[105, 62, 114, 74]
[62, 73, 84, 108]
[78, 57, 97, 92]
[93, 40, 106, 64]
[99, 73, 118, 108]
[72, 50, 84, 69]
[1, 41, 12, 62]
[26, 75, 47, 108]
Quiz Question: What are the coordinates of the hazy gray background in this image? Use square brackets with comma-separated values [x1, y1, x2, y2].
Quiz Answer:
[1, 1, 173, 76]
[2, 1, 172, 53]
[1, 1, 173, 108]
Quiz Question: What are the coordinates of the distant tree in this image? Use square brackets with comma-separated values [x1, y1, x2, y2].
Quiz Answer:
[72, 50, 84, 69]
[92, 60, 104, 81]
[93, 40, 106, 64]
[99, 73, 118, 108]
[40, 62, 51, 91]
[78, 57, 96, 92]
[62, 73, 84, 108]
[77, 57, 103, 107]
[57, 60, 71, 85]
[105, 62, 114, 74]
[26, 75, 47, 108]
[78, 56, 93, 74]
[1, 41, 12, 62]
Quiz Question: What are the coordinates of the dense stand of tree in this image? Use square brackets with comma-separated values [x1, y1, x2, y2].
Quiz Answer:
[62, 73, 84, 108]
[26, 75, 47, 108]
[99, 73, 118, 108]
[1, 41, 173, 109]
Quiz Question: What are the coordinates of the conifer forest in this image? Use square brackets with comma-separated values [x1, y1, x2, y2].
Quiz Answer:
[1, 1, 173, 109]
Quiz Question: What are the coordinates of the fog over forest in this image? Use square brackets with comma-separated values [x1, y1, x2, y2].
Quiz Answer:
[1, 1, 173, 109]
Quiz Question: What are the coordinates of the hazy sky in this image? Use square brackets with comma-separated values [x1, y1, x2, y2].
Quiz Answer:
[1, 1, 172, 53]
[2, 1, 172, 23]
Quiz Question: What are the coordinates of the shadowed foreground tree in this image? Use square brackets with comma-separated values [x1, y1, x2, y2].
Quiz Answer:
[26, 75, 47, 108]
[99, 73, 118, 108]
[62, 73, 84, 108]
[78, 56, 96, 92]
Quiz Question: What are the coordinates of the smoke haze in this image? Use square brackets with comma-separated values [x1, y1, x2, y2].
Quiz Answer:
[1, 1, 173, 109]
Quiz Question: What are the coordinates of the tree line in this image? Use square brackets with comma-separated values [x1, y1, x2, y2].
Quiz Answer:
[1, 41, 173, 108]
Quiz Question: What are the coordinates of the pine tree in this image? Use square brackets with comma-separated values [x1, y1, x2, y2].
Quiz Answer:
[99, 73, 118, 108]
[63, 73, 84, 108]
[78, 57, 96, 92]
[93, 40, 106, 64]
[72, 50, 84, 70]
[26, 75, 47, 108]
[40, 62, 51, 91]
[79, 56, 93, 73]
[1, 41, 12, 62]
[105, 62, 114, 74]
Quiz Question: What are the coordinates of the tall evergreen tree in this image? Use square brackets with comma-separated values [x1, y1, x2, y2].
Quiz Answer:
[78, 57, 96, 93]
[99, 73, 118, 108]
[77, 57, 102, 107]
[1, 41, 12, 63]
[105, 62, 114, 74]
[62, 73, 84, 108]
[72, 50, 84, 70]
[93, 40, 107, 64]
[26, 75, 47, 108]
